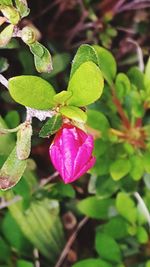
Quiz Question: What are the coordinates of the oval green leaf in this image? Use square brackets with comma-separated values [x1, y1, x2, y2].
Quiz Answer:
[93, 45, 117, 85]
[0, 146, 27, 190]
[67, 61, 104, 106]
[60, 106, 87, 123]
[8, 75, 56, 110]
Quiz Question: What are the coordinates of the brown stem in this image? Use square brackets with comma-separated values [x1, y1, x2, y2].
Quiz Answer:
[112, 89, 130, 129]
[54, 217, 88, 267]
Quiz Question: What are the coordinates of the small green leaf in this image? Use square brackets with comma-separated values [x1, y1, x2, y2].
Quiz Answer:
[17, 122, 32, 160]
[115, 73, 131, 102]
[1, 6, 20, 24]
[0, 146, 27, 190]
[136, 226, 148, 244]
[0, 24, 14, 48]
[5, 110, 20, 128]
[87, 109, 110, 137]
[60, 106, 87, 123]
[116, 192, 137, 224]
[8, 75, 56, 110]
[43, 53, 71, 78]
[143, 151, 150, 173]
[70, 44, 99, 78]
[67, 61, 104, 106]
[110, 158, 131, 180]
[78, 196, 113, 219]
[30, 42, 53, 73]
[53, 91, 73, 105]
[73, 258, 112, 267]
[93, 45, 117, 85]
[130, 155, 144, 181]
[39, 114, 63, 138]
[102, 216, 128, 240]
[127, 67, 145, 90]
[15, 0, 30, 18]
[95, 232, 122, 263]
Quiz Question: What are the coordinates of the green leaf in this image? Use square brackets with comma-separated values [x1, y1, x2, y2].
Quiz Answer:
[73, 258, 112, 267]
[7, 196, 65, 262]
[43, 53, 71, 78]
[30, 42, 52, 73]
[70, 44, 99, 78]
[2, 212, 31, 252]
[53, 91, 73, 105]
[127, 67, 145, 90]
[67, 61, 104, 106]
[8, 75, 56, 110]
[143, 151, 150, 173]
[15, 0, 30, 18]
[87, 109, 110, 137]
[78, 196, 113, 219]
[0, 146, 27, 190]
[110, 158, 131, 180]
[16, 122, 32, 160]
[17, 260, 34, 267]
[1, 6, 20, 25]
[116, 192, 137, 224]
[136, 226, 148, 244]
[5, 110, 20, 128]
[0, 24, 14, 48]
[39, 114, 63, 138]
[130, 155, 144, 181]
[93, 45, 117, 85]
[115, 73, 131, 102]
[102, 216, 128, 240]
[0, 236, 11, 262]
[60, 106, 87, 123]
[95, 232, 122, 263]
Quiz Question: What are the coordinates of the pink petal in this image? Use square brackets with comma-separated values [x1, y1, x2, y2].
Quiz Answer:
[64, 156, 96, 184]
[73, 134, 94, 176]
[49, 144, 64, 177]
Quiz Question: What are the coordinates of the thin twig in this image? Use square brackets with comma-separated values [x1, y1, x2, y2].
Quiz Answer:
[0, 196, 22, 209]
[54, 217, 89, 267]
[26, 107, 56, 122]
[0, 74, 8, 89]
[33, 248, 40, 267]
[40, 171, 59, 187]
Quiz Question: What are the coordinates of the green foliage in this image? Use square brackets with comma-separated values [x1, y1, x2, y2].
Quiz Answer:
[67, 61, 104, 106]
[0, 24, 14, 47]
[39, 114, 63, 138]
[116, 192, 137, 224]
[93, 45, 117, 84]
[95, 232, 122, 263]
[8, 75, 56, 109]
[78, 196, 113, 219]
[73, 258, 112, 267]
[0, 146, 27, 190]
[60, 106, 87, 123]
[110, 159, 131, 181]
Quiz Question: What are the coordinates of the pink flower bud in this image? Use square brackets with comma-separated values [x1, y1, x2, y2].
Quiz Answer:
[49, 124, 96, 184]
